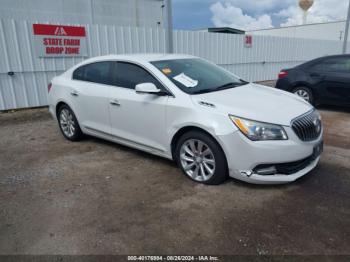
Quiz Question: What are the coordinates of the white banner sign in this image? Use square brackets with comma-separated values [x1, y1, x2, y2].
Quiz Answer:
[33, 24, 88, 57]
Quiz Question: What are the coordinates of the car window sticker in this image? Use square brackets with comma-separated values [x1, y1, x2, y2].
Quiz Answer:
[173, 72, 198, 88]
[161, 68, 172, 75]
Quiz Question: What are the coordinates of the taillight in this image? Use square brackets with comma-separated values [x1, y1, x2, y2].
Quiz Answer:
[48, 83, 52, 92]
[278, 71, 288, 79]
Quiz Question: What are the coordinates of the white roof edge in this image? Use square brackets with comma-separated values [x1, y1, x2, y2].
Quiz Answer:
[248, 20, 346, 32]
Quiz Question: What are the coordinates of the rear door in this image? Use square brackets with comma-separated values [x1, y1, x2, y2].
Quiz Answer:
[308, 57, 350, 105]
[70, 61, 113, 134]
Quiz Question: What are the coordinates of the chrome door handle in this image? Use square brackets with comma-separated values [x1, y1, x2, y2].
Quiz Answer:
[110, 99, 121, 106]
[70, 90, 79, 96]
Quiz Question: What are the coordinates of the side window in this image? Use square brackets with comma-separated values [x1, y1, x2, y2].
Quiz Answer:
[72, 66, 85, 81]
[114, 62, 163, 90]
[72, 62, 112, 85]
[311, 58, 350, 73]
[333, 58, 350, 72]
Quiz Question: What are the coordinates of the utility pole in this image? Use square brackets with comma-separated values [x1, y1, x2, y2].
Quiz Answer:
[89, 0, 95, 24]
[165, 0, 173, 53]
[342, 0, 350, 54]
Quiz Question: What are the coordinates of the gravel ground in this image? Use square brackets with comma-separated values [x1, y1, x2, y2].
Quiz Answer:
[0, 103, 350, 255]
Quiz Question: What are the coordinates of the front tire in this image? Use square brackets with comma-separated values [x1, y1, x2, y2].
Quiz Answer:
[175, 131, 228, 185]
[57, 104, 83, 141]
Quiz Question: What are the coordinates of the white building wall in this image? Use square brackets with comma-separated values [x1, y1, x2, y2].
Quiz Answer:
[0, 0, 165, 28]
[249, 21, 346, 42]
[1, 19, 348, 110]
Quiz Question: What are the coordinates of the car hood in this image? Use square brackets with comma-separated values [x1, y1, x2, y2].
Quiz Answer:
[190, 83, 313, 126]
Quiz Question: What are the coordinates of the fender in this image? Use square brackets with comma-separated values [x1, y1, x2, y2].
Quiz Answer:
[54, 98, 81, 123]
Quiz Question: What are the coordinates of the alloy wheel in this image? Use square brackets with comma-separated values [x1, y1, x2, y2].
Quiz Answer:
[59, 108, 76, 138]
[294, 89, 310, 102]
[179, 139, 216, 182]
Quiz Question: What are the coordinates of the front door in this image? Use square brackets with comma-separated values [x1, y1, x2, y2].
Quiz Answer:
[109, 61, 169, 152]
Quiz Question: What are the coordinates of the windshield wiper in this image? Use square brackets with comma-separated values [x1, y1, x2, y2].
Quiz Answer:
[213, 81, 247, 91]
[191, 81, 248, 95]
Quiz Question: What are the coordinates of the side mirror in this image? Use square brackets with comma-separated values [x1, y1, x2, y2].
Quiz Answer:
[135, 83, 165, 95]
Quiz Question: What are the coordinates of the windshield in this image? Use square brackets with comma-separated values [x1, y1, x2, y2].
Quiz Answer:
[151, 58, 248, 94]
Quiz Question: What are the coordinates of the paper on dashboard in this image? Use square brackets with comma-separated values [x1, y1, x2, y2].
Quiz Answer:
[173, 73, 198, 88]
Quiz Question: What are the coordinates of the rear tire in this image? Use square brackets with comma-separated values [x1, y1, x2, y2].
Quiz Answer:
[293, 86, 314, 105]
[57, 104, 83, 141]
[175, 131, 228, 185]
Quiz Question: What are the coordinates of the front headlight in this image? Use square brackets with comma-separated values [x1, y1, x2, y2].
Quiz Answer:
[229, 115, 288, 141]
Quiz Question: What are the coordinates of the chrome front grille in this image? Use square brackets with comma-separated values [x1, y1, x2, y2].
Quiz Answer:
[292, 110, 322, 142]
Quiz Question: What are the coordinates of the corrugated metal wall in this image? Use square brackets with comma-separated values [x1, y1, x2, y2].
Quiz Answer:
[0, 18, 345, 110]
[0, 0, 165, 28]
[0, 19, 166, 110]
[249, 21, 346, 41]
[173, 30, 344, 81]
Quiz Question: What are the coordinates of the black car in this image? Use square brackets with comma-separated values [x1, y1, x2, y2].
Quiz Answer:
[276, 55, 350, 106]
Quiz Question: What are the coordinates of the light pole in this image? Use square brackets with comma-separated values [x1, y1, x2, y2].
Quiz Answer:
[342, 0, 350, 54]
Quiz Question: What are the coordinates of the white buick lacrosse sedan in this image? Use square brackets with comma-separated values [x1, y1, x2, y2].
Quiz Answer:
[48, 54, 323, 185]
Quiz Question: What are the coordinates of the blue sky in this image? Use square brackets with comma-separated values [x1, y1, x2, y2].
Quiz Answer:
[173, 0, 348, 31]
[173, 0, 216, 30]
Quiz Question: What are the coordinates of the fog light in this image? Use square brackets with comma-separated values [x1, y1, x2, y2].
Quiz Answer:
[255, 166, 277, 176]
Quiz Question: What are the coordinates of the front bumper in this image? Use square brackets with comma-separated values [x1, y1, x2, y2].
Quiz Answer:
[233, 157, 320, 184]
[217, 127, 323, 184]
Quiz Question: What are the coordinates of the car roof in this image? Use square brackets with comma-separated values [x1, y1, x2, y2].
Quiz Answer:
[317, 54, 350, 61]
[297, 54, 350, 69]
[62, 53, 199, 77]
[82, 53, 197, 64]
